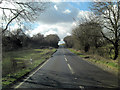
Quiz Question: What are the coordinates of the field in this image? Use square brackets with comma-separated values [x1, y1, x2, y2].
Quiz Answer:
[2, 48, 56, 87]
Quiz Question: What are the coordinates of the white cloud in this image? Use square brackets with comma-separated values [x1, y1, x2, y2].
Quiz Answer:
[9, 23, 24, 32]
[66, 33, 71, 36]
[54, 5, 58, 10]
[0, 2, 93, 44]
[63, 9, 71, 14]
[24, 3, 92, 41]
[36, 3, 79, 24]
[25, 22, 73, 39]
[44, 30, 57, 36]
[77, 10, 92, 20]
[72, 22, 77, 27]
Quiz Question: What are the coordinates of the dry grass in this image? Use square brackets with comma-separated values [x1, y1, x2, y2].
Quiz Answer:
[69, 48, 119, 76]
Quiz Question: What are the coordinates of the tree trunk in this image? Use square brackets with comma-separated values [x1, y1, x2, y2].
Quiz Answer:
[113, 43, 119, 60]
[84, 43, 90, 52]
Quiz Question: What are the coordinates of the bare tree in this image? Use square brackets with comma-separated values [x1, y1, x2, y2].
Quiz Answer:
[90, 1, 120, 60]
[0, 0, 48, 33]
[72, 20, 102, 52]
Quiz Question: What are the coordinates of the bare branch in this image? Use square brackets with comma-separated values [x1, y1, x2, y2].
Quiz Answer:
[101, 31, 114, 45]
[2, 9, 25, 33]
[0, 7, 18, 11]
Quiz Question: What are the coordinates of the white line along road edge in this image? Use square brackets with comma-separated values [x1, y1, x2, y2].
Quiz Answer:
[15, 59, 50, 89]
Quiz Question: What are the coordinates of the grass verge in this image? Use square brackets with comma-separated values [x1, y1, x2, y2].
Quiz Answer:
[69, 48, 119, 76]
[2, 48, 56, 88]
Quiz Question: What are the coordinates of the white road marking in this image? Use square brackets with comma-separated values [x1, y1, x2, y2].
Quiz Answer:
[75, 78, 77, 80]
[79, 86, 84, 89]
[67, 64, 74, 74]
[65, 58, 67, 62]
[15, 59, 50, 89]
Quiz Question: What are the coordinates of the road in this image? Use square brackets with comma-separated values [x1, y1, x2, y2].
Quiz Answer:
[14, 47, 118, 89]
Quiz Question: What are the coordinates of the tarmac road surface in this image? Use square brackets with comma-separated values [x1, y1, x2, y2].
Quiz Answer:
[13, 47, 118, 89]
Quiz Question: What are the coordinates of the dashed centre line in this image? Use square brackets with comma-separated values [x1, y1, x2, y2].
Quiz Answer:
[67, 64, 74, 74]
[79, 86, 84, 89]
[65, 58, 67, 62]
[64, 57, 75, 75]
[75, 78, 77, 80]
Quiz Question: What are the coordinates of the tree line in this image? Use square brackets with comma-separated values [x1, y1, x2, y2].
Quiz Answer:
[0, 1, 60, 51]
[2, 29, 60, 51]
[64, 1, 120, 60]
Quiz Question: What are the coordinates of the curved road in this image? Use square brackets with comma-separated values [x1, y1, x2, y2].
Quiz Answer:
[13, 47, 118, 89]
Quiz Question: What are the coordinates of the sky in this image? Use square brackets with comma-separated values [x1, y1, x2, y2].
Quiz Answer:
[24, 2, 91, 44]
[0, 1, 92, 44]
